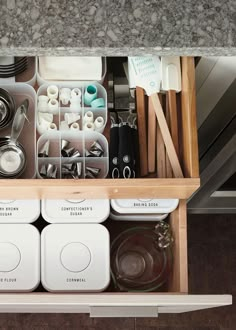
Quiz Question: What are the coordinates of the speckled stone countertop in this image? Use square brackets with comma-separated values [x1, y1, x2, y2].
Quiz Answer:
[0, 0, 235, 56]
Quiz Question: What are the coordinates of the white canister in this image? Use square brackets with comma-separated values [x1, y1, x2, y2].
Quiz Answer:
[109, 207, 168, 221]
[41, 224, 110, 292]
[0, 224, 40, 292]
[41, 199, 109, 223]
[110, 199, 179, 214]
[0, 200, 40, 223]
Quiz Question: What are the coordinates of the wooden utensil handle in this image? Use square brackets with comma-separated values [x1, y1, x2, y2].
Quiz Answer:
[150, 93, 183, 178]
[165, 95, 173, 178]
[168, 89, 179, 156]
[156, 94, 166, 178]
[136, 87, 148, 177]
[148, 96, 156, 173]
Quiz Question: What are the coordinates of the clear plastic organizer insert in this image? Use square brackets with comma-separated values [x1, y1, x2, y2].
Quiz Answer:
[36, 57, 107, 86]
[37, 82, 107, 135]
[0, 83, 36, 178]
[37, 131, 109, 179]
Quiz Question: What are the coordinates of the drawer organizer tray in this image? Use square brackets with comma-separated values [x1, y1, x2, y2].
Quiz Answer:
[37, 57, 107, 86]
[0, 83, 36, 179]
[37, 131, 109, 179]
[0, 57, 231, 315]
[37, 82, 107, 135]
[0, 57, 199, 200]
[0, 200, 231, 315]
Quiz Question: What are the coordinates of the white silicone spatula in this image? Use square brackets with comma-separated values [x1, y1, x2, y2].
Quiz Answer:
[128, 56, 183, 178]
[161, 56, 182, 156]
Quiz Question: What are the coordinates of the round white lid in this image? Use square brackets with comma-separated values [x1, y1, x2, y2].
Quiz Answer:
[0, 242, 21, 272]
[60, 242, 91, 272]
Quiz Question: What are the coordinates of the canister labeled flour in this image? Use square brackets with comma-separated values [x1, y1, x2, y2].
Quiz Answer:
[0, 224, 40, 292]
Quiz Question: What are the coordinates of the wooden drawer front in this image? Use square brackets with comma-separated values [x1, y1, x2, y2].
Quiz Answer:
[0, 57, 200, 200]
[0, 200, 231, 315]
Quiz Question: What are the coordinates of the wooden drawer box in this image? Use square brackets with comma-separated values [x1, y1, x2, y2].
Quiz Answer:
[0, 200, 231, 315]
[0, 56, 231, 315]
[0, 57, 199, 200]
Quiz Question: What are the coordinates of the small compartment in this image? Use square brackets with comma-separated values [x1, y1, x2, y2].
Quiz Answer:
[37, 132, 61, 158]
[61, 157, 85, 179]
[0, 57, 36, 86]
[36, 131, 109, 180]
[37, 158, 61, 179]
[59, 107, 82, 132]
[37, 57, 107, 86]
[85, 158, 108, 179]
[83, 107, 107, 133]
[60, 131, 85, 158]
[83, 82, 107, 109]
[15, 57, 37, 86]
[0, 83, 36, 179]
[59, 86, 83, 110]
[84, 131, 108, 157]
[37, 83, 107, 135]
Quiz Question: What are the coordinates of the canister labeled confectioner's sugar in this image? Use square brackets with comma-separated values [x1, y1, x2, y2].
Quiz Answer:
[42, 199, 109, 223]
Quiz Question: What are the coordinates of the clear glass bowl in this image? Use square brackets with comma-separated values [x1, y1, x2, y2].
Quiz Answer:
[111, 226, 173, 292]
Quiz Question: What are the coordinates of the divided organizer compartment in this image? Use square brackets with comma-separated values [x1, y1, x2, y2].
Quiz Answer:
[37, 82, 107, 134]
[0, 57, 36, 86]
[37, 57, 107, 86]
[0, 83, 36, 178]
[37, 131, 109, 179]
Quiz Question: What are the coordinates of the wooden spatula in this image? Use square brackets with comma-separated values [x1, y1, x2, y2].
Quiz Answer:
[129, 56, 183, 178]
[156, 94, 166, 178]
[148, 95, 156, 173]
[161, 56, 181, 156]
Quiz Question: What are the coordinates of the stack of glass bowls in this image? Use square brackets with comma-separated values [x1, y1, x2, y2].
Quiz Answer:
[111, 224, 173, 292]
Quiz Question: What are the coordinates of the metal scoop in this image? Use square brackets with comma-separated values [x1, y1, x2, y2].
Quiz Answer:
[0, 99, 28, 178]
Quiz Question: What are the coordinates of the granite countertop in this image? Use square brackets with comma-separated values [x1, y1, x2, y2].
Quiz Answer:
[0, 0, 235, 56]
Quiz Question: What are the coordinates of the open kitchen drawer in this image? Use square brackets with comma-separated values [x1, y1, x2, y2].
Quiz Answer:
[0, 57, 200, 200]
[0, 56, 231, 315]
[0, 200, 232, 315]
